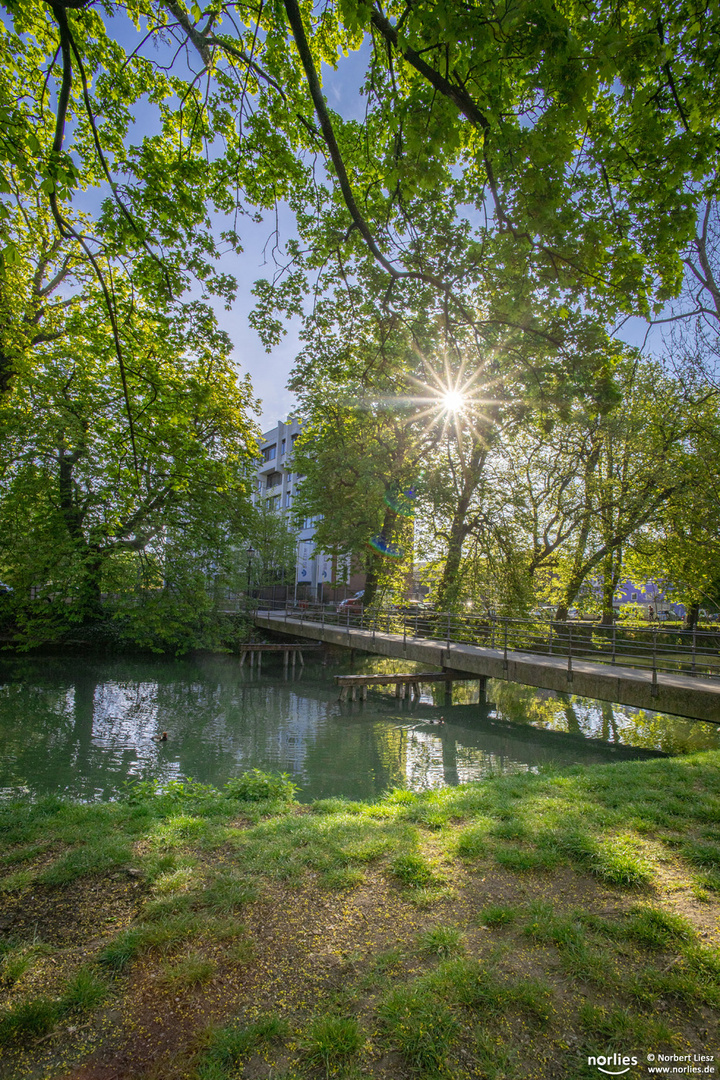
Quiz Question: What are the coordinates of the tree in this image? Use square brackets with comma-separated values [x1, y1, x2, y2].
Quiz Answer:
[5, 0, 720, 634]
[0, 280, 258, 645]
[479, 358, 704, 621]
[626, 390, 720, 628]
[5, 0, 719, 361]
[244, 501, 298, 592]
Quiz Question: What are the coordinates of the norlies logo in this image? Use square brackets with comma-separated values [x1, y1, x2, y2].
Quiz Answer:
[588, 1054, 639, 1076]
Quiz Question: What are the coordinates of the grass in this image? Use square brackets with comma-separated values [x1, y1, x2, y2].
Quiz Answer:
[578, 1003, 674, 1046]
[300, 1015, 364, 1073]
[98, 914, 198, 971]
[198, 1014, 288, 1078]
[422, 957, 553, 1024]
[479, 904, 517, 927]
[158, 953, 216, 990]
[0, 941, 52, 987]
[416, 925, 464, 958]
[377, 984, 460, 1073]
[1, 758, 720, 1076]
[0, 967, 110, 1045]
[388, 851, 439, 888]
[61, 969, 109, 1013]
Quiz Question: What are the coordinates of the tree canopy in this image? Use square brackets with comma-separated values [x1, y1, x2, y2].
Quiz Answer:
[3, 0, 720, 634]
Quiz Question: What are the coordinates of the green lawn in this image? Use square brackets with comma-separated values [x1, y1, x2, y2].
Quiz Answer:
[0, 756, 718, 1078]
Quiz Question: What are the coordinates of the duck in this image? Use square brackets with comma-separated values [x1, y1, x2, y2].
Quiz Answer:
[152, 731, 168, 742]
[426, 716, 445, 726]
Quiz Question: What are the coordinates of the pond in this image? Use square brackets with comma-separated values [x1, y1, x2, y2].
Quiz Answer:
[0, 651, 718, 803]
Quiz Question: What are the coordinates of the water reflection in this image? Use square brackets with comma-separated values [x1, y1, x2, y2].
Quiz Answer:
[488, 681, 720, 756]
[0, 653, 716, 803]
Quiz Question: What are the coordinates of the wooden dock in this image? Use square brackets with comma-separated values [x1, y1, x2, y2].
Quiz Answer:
[240, 643, 321, 671]
[335, 671, 476, 702]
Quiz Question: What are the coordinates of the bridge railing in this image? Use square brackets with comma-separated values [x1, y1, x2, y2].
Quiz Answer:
[253, 600, 720, 685]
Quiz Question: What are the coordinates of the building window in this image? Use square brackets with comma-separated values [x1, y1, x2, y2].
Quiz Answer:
[281, 438, 286, 455]
[284, 491, 291, 507]
[262, 444, 276, 462]
[266, 495, 281, 511]
[631, 591, 638, 601]
[266, 472, 282, 489]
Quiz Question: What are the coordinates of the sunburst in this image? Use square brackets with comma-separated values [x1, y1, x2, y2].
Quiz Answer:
[397, 349, 502, 448]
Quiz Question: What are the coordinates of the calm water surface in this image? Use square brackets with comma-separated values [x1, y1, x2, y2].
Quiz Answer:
[0, 652, 718, 802]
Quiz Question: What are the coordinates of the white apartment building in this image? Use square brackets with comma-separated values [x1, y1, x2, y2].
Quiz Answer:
[254, 417, 332, 594]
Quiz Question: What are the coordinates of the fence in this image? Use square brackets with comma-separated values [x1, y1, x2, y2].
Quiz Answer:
[254, 601, 720, 687]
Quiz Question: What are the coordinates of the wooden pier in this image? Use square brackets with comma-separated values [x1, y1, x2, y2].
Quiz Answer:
[335, 671, 477, 702]
[240, 643, 321, 672]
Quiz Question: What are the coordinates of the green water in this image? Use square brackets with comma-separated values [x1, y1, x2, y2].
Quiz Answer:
[0, 652, 717, 802]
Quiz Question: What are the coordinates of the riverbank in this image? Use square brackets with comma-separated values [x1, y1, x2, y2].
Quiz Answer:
[1, 756, 719, 1079]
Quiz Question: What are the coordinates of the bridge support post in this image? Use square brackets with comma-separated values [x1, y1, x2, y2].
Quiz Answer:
[444, 680, 453, 706]
[283, 651, 289, 676]
[478, 676, 487, 704]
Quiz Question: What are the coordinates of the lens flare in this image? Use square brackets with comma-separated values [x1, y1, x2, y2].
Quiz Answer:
[368, 535, 404, 559]
[443, 391, 465, 413]
[384, 485, 417, 518]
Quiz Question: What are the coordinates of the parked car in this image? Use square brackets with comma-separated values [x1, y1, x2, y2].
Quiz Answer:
[337, 591, 364, 614]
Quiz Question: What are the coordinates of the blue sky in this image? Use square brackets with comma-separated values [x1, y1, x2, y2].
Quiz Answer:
[208, 49, 371, 431]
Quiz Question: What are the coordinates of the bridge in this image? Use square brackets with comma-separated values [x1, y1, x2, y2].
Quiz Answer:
[252, 605, 720, 724]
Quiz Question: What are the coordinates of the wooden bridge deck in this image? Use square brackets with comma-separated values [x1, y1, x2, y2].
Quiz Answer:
[239, 642, 321, 670]
[253, 611, 720, 724]
[335, 671, 476, 702]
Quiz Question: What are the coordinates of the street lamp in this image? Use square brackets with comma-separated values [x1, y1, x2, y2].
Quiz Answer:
[246, 546, 255, 611]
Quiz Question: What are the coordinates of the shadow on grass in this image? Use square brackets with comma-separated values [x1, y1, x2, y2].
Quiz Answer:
[0, 755, 719, 1076]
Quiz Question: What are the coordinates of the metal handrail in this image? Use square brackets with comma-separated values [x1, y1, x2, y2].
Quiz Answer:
[251, 600, 720, 682]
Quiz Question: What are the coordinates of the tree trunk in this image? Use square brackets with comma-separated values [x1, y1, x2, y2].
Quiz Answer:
[600, 546, 622, 625]
[554, 514, 592, 621]
[57, 439, 105, 621]
[684, 601, 700, 631]
[435, 443, 486, 612]
[78, 547, 104, 620]
[436, 505, 471, 612]
[362, 505, 398, 606]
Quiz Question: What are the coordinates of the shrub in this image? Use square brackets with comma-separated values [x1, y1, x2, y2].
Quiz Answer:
[224, 770, 297, 803]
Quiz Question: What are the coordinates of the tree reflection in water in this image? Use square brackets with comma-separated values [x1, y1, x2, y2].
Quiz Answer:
[0, 654, 715, 802]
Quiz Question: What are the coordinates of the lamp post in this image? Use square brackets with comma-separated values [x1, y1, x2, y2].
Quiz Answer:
[246, 546, 255, 612]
